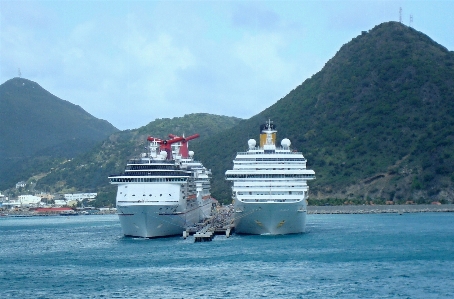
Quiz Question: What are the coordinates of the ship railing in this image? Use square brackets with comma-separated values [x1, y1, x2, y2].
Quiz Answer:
[237, 148, 302, 155]
[181, 159, 203, 164]
[117, 200, 179, 204]
[110, 171, 189, 177]
[225, 174, 315, 179]
[127, 159, 175, 165]
[238, 198, 302, 203]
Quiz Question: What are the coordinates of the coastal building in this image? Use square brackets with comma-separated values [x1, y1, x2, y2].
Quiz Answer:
[18, 195, 42, 206]
[0, 192, 5, 209]
[54, 199, 67, 206]
[67, 200, 78, 207]
[38, 193, 54, 201]
[35, 207, 74, 215]
[1, 201, 21, 209]
[63, 193, 97, 202]
[16, 181, 26, 189]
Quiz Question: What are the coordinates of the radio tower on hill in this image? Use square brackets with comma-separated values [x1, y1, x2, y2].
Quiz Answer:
[410, 14, 413, 27]
[399, 7, 402, 23]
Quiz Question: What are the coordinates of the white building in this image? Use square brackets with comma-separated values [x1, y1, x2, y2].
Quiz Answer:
[63, 193, 97, 202]
[0, 192, 6, 208]
[54, 199, 67, 206]
[18, 195, 42, 206]
[16, 181, 26, 189]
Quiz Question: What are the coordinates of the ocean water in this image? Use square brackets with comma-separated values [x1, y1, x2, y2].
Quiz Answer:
[1, 213, 453, 299]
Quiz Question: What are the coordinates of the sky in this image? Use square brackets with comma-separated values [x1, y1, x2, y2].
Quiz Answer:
[1, 0, 453, 130]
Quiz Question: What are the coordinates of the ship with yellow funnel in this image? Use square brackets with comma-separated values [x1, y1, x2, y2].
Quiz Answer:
[225, 120, 315, 235]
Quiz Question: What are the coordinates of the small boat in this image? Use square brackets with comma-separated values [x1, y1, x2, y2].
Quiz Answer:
[60, 211, 79, 216]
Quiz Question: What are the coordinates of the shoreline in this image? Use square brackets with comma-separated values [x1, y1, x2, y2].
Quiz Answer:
[307, 204, 454, 214]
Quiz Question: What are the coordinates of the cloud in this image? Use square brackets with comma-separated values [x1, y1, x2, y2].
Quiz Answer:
[231, 3, 280, 31]
[2, 1, 453, 130]
[234, 32, 293, 83]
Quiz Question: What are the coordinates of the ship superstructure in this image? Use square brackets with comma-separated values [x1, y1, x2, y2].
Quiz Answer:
[109, 134, 212, 238]
[225, 120, 315, 235]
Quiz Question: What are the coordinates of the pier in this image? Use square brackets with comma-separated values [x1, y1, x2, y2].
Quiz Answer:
[184, 205, 234, 242]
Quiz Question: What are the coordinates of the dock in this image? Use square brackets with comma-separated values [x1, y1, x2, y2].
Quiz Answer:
[183, 205, 234, 242]
[194, 225, 214, 242]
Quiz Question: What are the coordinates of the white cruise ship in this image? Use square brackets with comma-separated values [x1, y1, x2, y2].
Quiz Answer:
[225, 120, 315, 235]
[109, 134, 212, 238]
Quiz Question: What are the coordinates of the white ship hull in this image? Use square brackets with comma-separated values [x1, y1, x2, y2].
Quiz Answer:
[226, 120, 315, 236]
[117, 199, 212, 238]
[109, 133, 213, 238]
[234, 199, 307, 235]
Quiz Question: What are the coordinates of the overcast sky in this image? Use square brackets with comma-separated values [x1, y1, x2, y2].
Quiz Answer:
[1, 0, 453, 130]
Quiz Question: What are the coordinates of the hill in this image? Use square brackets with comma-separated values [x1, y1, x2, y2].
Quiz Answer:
[193, 21, 454, 204]
[0, 77, 119, 189]
[14, 21, 454, 206]
[34, 113, 242, 201]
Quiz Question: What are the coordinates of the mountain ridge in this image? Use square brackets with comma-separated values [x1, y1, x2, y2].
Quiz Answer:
[0, 77, 119, 189]
[34, 113, 243, 196]
[3, 21, 454, 206]
[193, 21, 454, 203]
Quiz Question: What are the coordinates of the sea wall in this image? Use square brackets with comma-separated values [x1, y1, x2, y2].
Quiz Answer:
[307, 204, 454, 214]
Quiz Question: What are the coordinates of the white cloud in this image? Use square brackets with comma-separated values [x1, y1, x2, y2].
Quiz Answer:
[234, 32, 293, 83]
[2, 1, 454, 130]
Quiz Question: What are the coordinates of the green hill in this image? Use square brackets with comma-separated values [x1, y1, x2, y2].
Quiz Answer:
[12, 21, 454, 206]
[193, 21, 454, 204]
[0, 78, 119, 189]
[35, 113, 242, 198]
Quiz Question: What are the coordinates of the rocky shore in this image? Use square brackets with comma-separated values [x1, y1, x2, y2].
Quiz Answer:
[307, 204, 454, 214]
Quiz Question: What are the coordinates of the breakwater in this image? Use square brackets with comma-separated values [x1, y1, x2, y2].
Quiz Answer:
[307, 204, 454, 214]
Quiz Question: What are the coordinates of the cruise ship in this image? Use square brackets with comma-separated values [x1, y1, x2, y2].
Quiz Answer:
[109, 134, 212, 238]
[225, 120, 315, 235]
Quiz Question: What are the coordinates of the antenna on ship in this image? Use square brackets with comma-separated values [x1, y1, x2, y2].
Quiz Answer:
[399, 7, 402, 23]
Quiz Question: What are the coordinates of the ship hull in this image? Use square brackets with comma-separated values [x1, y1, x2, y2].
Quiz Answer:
[234, 200, 306, 235]
[117, 200, 212, 238]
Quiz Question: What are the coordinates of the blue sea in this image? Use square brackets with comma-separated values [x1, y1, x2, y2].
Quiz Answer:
[1, 213, 453, 298]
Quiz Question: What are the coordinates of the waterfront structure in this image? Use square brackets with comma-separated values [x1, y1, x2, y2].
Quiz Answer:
[109, 134, 212, 238]
[18, 194, 42, 206]
[37, 193, 54, 201]
[225, 120, 315, 235]
[54, 199, 67, 206]
[63, 193, 97, 202]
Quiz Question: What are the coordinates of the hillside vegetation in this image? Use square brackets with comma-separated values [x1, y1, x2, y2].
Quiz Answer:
[194, 22, 454, 204]
[35, 113, 242, 201]
[6, 21, 454, 206]
[0, 78, 118, 189]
